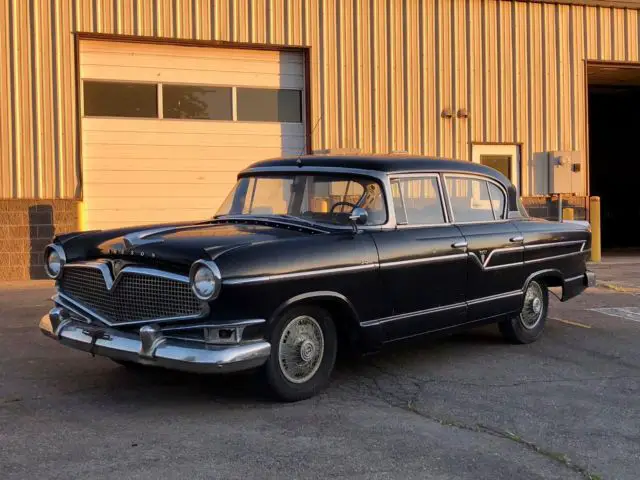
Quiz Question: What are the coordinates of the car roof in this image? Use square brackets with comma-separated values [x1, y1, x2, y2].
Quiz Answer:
[244, 154, 511, 185]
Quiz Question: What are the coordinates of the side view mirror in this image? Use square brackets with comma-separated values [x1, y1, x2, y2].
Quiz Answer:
[348, 207, 368, 231]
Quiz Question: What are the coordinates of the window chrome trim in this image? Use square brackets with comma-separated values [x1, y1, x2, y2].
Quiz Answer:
[389, 173, 450, 226]
[223, 263, 378, 286]
[238, 166, 397, 230]
[441, 173, 509, 224]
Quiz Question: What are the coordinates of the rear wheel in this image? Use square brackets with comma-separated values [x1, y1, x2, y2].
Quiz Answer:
[263, 306, 337, 401]
[499, 280, 549, 344]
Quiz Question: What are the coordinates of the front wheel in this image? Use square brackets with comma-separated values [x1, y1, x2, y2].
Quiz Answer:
[499, 280, 549, 344]
[263, 306, 337, 401]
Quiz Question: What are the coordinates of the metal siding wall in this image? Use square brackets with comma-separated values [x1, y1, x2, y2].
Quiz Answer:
[4, 0, 640, 199]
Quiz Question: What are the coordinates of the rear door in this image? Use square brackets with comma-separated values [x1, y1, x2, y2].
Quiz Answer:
[443, 174, 524, 321]
[371, 174, 468, 342]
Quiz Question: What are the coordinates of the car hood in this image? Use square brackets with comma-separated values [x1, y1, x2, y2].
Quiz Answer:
[58, 219, 322, 268]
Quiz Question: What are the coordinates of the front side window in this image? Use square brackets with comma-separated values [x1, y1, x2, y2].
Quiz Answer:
[217, 174, 387, 226]
[446, 176, 505, 222]
[390, 176, 446, 225]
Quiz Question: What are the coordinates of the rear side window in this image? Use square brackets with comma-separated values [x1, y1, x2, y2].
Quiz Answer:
[391, 176, 446, 225]
[445, 176, 505, 222]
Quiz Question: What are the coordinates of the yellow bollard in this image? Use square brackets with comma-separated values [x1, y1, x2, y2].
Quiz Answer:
[589, 196, 601, 263]
[562, 207, 575, 221]
[76, 201, 87, 232]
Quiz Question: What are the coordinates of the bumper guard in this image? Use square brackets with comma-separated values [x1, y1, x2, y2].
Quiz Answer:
[39, 307, 271, 374]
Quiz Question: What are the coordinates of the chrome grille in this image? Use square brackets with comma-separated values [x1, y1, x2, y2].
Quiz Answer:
[59, 266, 203, 325]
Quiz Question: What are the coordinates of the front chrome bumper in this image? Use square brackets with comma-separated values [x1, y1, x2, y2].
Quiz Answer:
[39, 308, 271, 374]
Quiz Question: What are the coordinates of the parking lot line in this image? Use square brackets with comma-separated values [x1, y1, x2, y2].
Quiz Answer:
[590, 307, 640, 323]
[550, 318, 592, 329]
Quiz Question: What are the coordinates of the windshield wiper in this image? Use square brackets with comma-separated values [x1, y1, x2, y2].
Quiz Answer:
[212, 214, 319, 227]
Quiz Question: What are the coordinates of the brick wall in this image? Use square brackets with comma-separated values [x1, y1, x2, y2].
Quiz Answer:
[0, 200, 78, 280]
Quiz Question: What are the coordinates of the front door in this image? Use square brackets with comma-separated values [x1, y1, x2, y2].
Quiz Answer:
[371, 175, 468, 342]
[444, 174, 525, 321]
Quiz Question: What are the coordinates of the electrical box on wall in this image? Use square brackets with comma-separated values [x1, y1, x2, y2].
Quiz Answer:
[547, 151, 585, 195]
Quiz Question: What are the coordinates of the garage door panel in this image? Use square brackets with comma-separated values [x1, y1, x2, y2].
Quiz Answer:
[80, 40, 305, 230]
[85, 195, 227, 211]
[83, 130, 305, 148]
[82, 155, 302, 172]
[83, 145, 304, 164]
[83, 118, 305, 136]
[81, 40, 302, 64]
[82, 66, 304, 89]
[83, 170, 240, 184]
[80, 52, 304, 76]
[83, 183, 231, 199]
[86, 209, 216, 230]
[83, 145, 303, 161]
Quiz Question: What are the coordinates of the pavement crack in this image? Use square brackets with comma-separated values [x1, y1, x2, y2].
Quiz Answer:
[402, 401, 603, 480]
[342, 361, 605, 480]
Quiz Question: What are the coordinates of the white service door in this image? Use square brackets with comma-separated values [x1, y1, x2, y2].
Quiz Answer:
[471, 144, 520, 192]
[79, 40, 306, 230]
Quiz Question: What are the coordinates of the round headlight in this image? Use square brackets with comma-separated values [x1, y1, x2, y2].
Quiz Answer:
[189, 260, 221, 301]
[44, 244, 66, 279]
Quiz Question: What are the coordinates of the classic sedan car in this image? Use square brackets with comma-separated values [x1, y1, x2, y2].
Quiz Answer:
[40, 155, 595, 401]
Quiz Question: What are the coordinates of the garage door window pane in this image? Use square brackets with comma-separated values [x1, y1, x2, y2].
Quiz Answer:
[446, 176, 495, 223]
[163, 85, 232, 120]
[237, 88, 302, 122]
[84, 81, 157, 118]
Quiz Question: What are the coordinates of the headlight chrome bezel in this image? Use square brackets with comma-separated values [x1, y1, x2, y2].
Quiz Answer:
[189, 260, 222, 301]
[44, 243, 66, 279]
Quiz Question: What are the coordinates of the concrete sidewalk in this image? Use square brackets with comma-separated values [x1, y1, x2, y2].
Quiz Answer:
[590, 254, 640, 293]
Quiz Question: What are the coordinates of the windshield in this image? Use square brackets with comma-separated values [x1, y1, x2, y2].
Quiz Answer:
[216, 174, 387, 226]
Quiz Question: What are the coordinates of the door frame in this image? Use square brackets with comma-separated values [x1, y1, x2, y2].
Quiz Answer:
[471, 143, 521, 194]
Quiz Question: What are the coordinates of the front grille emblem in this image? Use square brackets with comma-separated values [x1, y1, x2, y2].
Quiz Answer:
[109, 259, 126, 278]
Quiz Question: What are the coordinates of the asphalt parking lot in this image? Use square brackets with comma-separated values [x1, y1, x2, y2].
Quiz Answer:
[1, 260, 639, 480]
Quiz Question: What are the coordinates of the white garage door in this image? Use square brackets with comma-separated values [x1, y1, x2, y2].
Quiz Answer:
[79, 40, 306, 230]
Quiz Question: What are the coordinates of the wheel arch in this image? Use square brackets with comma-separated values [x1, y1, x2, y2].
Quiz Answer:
[522, 269, 564, 301]
[269, 291, 361, 348]
[523, 269, 563, 289]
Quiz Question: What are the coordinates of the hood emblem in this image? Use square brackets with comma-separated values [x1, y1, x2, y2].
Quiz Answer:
[109, 259, 126, 277]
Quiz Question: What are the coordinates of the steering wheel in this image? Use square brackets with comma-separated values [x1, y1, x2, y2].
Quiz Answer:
[329, 201, 358, 214]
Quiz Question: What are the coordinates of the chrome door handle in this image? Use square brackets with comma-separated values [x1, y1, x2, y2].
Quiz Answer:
[510, 235, 524, 243]
[452, 241, 468, 249]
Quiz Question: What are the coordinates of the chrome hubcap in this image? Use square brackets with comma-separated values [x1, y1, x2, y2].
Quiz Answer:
[278, 315, 324, 384]
[520, 282, 544, 329]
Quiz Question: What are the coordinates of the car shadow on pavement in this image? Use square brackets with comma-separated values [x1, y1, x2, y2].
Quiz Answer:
[71, 326, 505, 406]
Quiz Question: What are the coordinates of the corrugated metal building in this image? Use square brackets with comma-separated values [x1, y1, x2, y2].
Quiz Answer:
[2, 0, 640, 279]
